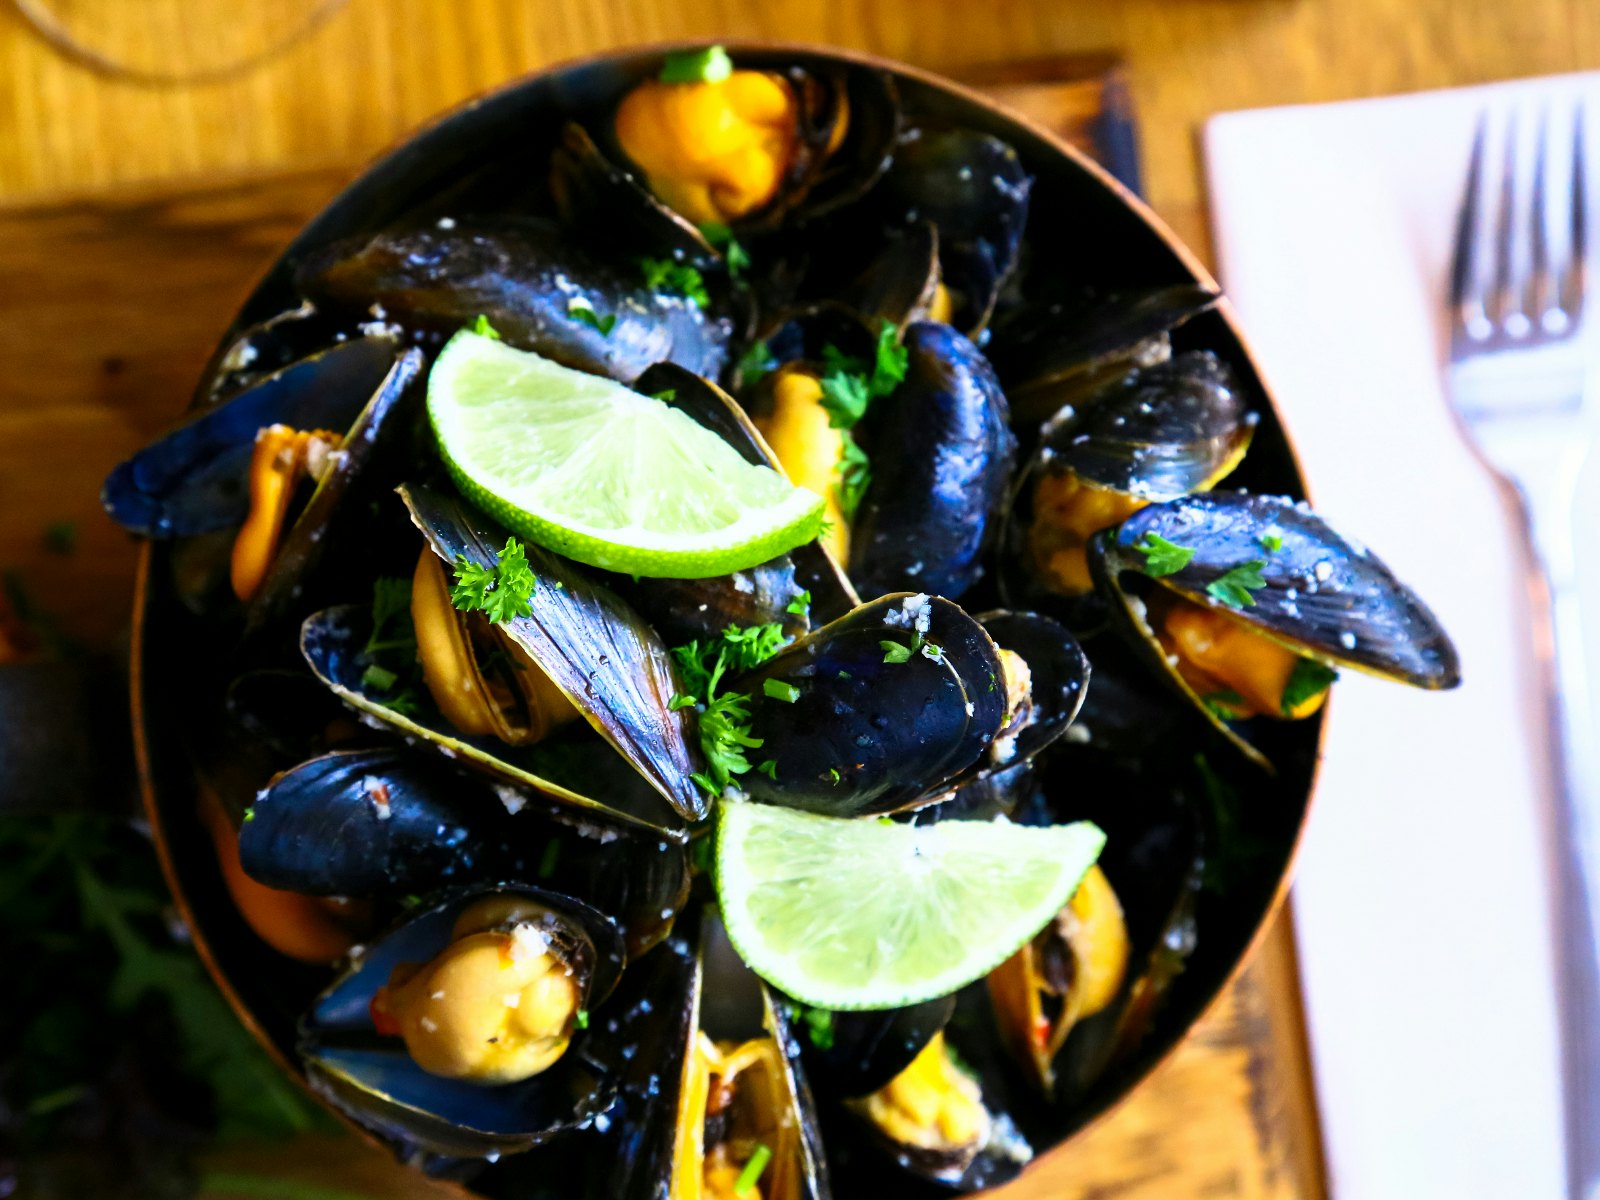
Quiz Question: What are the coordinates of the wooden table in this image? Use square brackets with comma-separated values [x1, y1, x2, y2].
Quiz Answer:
[6, 0, 1582, 1194]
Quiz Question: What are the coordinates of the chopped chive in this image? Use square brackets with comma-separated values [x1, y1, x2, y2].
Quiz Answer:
[734, 1144, 772, 1196]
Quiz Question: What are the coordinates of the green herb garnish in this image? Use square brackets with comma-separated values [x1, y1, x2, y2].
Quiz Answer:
[575, 1008, 589, 1030]
[736, 338, 775, 386]
[827, 768, 841, 785]
[650, 389, 679, 402]
[363, 577, 414, 655]
[451, 537, 537, 624]
[756, 759, 778, 780]
[881, 640, 913, 664]
[818, 320, 907, 430]
[1202, 688, 1246, 721]
[786, 590, 811, 617]
[1259, 531, 1284, 553]
[834, 431, 872, 523]
[672, 622, 793, 796]
[660, 45, 733, 85]
[640, 257, 710, 309]
[1206, 560, 1268, 608]
[763, 679, 800, 703]
[734, 1143, 773, 1196]
[361, 664, 399, 692]
[568, 297, 616, 336]
[537, 840, 561, 879]
[798, 1005, 835, 1050]
[471, 314, 502, 340]
[1135, 533, 1195, 577]
[1281, 658, 1337, 715]
[700, 220, 751, 279]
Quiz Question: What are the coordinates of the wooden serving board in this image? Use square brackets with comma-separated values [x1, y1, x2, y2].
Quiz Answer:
[0, 57, 1323, 1200]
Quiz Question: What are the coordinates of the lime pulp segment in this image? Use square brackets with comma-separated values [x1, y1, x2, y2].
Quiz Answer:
[715, 801, 1107, 1011]
[426, 331, 824, 578]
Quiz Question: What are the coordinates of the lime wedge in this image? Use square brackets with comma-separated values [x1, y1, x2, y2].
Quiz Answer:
[427, 331, 825, 578]
[716, 801, 1106, 1010]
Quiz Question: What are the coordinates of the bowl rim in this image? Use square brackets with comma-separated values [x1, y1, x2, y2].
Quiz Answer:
[129, 36, 1326, 1193]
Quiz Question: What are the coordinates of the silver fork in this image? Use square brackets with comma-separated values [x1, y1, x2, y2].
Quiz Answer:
[1449, 106, 1599, 1200]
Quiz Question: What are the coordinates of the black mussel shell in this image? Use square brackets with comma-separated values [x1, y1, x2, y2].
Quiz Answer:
[746, 302, 880, 393]
[793, 993, 957, 1100]
[102, 336, 405, 539]
[732, 594, 1007, 816]
[199, 302, 351, 404]
[403, 483, 707, 822]
[1031, 351, 1255, 502]
[977, 610, 1090, 769]
[294, 218, 731, 383]
[989, 284, 1220, 422]
[834, 221, 943, 332]
[240, 747, 690, 957]
[1090, 491, 1460, 764]
[299, 885, 625, 1160]
[223, 668, 357, 764]
[874, 128, 1031, 335]
[300, 603, 686, 837]
[549, 121, 718, 266]
[849, 322, 1017, 600]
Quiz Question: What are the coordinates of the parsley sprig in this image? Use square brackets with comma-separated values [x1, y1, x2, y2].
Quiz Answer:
[670, 622, 792, 795]
[1135, 532, 1195, 577]
[568, 296, 616, 336]
[361, 577, 422, 714]
[700, 221, 752, 279]
[451, 538, 537, 624]
[815, 321, 908, 525]
[1281, 658, 1337, 715]
[1206, 560, 1268, 608]
[640, 257, 710, 309]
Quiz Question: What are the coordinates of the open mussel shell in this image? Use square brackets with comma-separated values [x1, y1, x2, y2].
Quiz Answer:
[619, 363, 858, 634]
[733, 594, 1008, 817]
[835, 221, 945, 332]
[240, 747, 690, 957]
[584, 908, 832, 1199]
[849, 322, 1017, 600]
[294, 217, 732, 383]
[793, 994, 957, 1101]
[403, 483, 707, 822]
[300, 603, 686, 837]
[102, 335, 407, 539]
[989, 284, 1221, 425]
[299, 885, 625, 1160]
[872, 127, 1031, 335]
[1090, 490, 1461, 766]
[977, 610, 1089, 770]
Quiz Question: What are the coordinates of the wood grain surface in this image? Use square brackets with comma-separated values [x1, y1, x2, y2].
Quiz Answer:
[6, 0, 1547, 1192]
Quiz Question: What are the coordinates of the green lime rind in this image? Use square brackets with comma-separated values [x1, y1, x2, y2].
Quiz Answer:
[715, 801, 1107, 1011]
[427, 331, 825, 579]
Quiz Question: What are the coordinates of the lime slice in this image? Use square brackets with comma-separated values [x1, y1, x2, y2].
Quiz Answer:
[716, 801, 1106, 1010]
[427, 331, 825, 578]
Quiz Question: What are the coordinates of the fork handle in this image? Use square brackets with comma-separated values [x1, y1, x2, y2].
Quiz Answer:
[1516, 460, 1600, 1200]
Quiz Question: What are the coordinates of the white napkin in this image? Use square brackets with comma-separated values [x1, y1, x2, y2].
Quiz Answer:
[1205, 75, 1600, 1199]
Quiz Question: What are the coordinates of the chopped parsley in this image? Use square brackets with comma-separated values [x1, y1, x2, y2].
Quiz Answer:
[1135, 532, 1195, 577]
[818, 321, 908, 430]
[1281, 658, 1337, 715]
[670, 622, 792, 795]
[639, 257, 710, 309]
[736, 338, 775, 386]
[756, 759, 778, 779]
[1206, 560, 1268, 608]
[451, 537, 537, 624]
[763, 679, 800, 703]
[575, 1008, 590, 1030]
[786, 590, 811, 617]
[1258, 530, 1284, 553]
[700, 220, 751, 279]
[361, 577, 423, 713]
[881, 640, 913, 664]
[835, 431, 872, 523]
[1201, 688, 1246, 721]
[361, 664, 399, 692]
[734, 1143, 772, 1196]
[795, 1005, 835, 1050]
[471, 314, 502, 340]
[649, 389, 678, 402]
[827, 767, 842, 785]
[568, 296, 616, 336]
[660, 45, 733, 85]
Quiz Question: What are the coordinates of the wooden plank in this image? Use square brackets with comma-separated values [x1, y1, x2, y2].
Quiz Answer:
[0, 65, 1324, 1200]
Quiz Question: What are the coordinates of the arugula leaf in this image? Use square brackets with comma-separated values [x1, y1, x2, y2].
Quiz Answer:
[471, 314, 502, 340]
[834, 431, 872, 523]
[568, 297, 616, 336]
[1281, 658, 1337, 716]
[660, 45, 733, 84]
[1206, 560, 1268, 608]
[451, 538, 537, 624]
[1135, 533, 1195, 577]
[639, 257, 710, 309]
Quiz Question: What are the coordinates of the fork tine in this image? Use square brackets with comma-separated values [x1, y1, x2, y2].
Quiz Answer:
[1450, 113, 1488, 323]
[1565, 102, 1587, 319]
[1490, 113, 1519, 326]
[1529, 108, 1553, 326]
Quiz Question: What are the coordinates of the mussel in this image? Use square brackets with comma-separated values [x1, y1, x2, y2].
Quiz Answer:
[240, 746, 690, 958]
[848, 322, 1016, 599]
[1007, 349, 1256, 606]
[299, 885, 624, 1159]
[586, 911, 831, 1199]
[1089, 490, 1461, 766]
[295, 218, 732, 383]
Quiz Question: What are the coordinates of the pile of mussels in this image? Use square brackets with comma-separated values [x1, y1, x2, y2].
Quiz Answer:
[103, 48, 1460, 1199]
